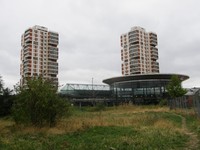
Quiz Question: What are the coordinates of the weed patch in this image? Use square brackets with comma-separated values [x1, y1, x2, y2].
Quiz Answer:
[0, 105, 199, 149]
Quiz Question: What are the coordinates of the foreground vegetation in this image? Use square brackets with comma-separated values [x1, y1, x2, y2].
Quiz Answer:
[12, 77, 69, 127]
[0, 105, 200, 150]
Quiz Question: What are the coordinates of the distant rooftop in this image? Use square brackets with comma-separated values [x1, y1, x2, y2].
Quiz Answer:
[103, 73, 189, 85]
[33, 25, 48, 31]
[60, 83, 110, 92]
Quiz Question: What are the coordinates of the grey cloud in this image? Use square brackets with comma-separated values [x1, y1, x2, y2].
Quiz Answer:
[1, 0, 200, 89]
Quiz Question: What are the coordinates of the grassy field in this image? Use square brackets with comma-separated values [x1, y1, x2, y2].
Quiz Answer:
[0, 105, 200, 150]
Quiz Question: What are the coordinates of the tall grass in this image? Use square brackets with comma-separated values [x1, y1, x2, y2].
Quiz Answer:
[0, 105, 199, 149]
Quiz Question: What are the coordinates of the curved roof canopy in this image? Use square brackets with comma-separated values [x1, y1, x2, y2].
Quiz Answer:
[103, 73, 189, 85]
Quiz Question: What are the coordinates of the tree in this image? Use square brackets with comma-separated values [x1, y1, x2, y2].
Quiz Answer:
[0, 75, 3, 95]
[0, 75, 13, 117]
[166, 75, 187, 109]
[166, 75, 187, 98]
[12, 77, 69, 127]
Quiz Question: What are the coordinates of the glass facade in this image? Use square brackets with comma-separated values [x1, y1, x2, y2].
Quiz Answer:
[60, 83, 111, 99]
[103, 74, 189, 104]
[110, 79, 169, 104]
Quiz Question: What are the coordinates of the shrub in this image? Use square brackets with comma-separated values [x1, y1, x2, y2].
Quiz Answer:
[159, 99, 168, 107]
[94, 102, 106, 111]
[12, 77, 69, 127]
[0, 75, 13, 117]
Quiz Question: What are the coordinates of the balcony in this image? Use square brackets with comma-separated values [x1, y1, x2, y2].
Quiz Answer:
[48, 68, 58, 73]
[50, 77, 58, 87]
[24, 52, 32, 59]
[150, 40, 157, 46]
[152, 65, 159, 70]
[49, 32, 58, 37]
[49, 46, 58, 51]
[48, 61, 58, 68]
[24, 43, 32, 48]
[23, 64, 31, 69]
[24, 37, 32, 43]
[130, 68, 141, 74]
[129, 38, 139, 44]
[130, 60, 140, 66]
[129, 51, 140, 58]
[149, 32, 157, 39]
[48, 39, 58, 46]
[129, 49, 139, 55]
[129, 34, 139, 39]
[48, 53, 58, 60]
[24, 29, 32, 36]
[23, 67, 31, 74]
[151, 61, 159, 68]
[151, 51, 158, 56]
[49, 47, 58, 54]
[151, 51, 158, 60]
[24, 33, 32, 40]
[49, 36, 59, 41]
[23, 68, 31, 74]
[129, 34, 139, 38]
[130, 59, 140, 65]
[129, 44, 139, 50]
[152, 67, 159, 73]
[150, 37, 157, 42]
[23, 47, 32, 53]
[151, 47, 158, 53]
[130, 66, 140, 72]
[149, 33, 157, 46]
[24, 59, 31, 63]
[48, 69, 58, 75]
[151, 55, 158, 60]
[48, 32, 59, 46]
[128, 31, 139, 37]
[23, 46, 31, 51]
[24, 72, 31, 77]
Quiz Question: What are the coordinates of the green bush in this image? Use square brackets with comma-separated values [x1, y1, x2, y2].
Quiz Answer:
[159, 99, 168, 107]
[12, 77, 70, 127]
[0, 75, 13, 117]
[94, 102, 106, 111]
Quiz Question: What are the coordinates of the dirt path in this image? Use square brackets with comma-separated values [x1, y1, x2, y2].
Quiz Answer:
[179, 115, 199, 150]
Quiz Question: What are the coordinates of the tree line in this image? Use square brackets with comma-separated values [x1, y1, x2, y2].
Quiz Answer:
[0, 74, 186, 127]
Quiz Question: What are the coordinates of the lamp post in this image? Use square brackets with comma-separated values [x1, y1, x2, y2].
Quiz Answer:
[92, 78, 94, 98]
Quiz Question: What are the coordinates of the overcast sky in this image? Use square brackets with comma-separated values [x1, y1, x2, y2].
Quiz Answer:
[0, 0, 200, 89]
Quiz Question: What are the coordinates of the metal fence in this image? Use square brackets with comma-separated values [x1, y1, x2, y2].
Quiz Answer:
[169, 95, 200, 117]
[193, 94, 200, 117]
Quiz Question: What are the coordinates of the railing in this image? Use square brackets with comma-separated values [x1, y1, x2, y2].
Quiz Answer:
[48, 39, 58, 45]
[149, 33, 157, 38]
[48, 53, 58, 60]
[151, 47, 158, 53]
[151, 51, 158, 56]
[169, 96, 200, 118]
[150, 40, 157, 46]
[151, 55, 158, 60]
[151, 61, 159, 66]
[48, 69, 58, 75]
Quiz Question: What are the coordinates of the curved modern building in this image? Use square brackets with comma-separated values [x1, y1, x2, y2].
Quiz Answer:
[103, 26, 190, 104]
[103, 73, 189, 104]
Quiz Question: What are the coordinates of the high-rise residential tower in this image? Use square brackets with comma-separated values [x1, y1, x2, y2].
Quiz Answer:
[20, 25, 59, 87]
[120, 26, 159, 75]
